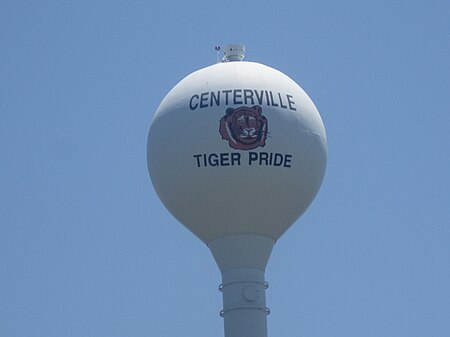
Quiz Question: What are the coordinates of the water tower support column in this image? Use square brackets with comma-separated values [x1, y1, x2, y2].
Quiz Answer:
[208, 234, 275, 337]
[220, 267, 269, 337]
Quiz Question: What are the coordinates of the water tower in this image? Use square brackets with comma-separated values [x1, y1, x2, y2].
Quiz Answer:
[147, 44, 327, 337]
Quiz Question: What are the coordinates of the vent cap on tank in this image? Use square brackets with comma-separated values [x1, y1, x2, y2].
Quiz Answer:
[223, 44, 245, 62]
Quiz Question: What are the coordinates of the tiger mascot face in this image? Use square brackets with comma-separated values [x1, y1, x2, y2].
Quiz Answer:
[219, 105, 268, 150]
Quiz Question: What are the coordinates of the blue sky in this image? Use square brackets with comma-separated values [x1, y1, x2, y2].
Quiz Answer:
[1, 1, 449, 336]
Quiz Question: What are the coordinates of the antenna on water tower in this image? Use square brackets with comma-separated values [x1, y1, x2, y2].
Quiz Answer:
[147, 44, 327, 337]
[215, 45, 221, 63]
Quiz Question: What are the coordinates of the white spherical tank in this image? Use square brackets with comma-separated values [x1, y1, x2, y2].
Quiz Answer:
[148, 60, 327, 244]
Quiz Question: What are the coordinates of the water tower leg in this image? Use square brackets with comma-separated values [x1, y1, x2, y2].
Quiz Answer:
[220, 267, 269, 337]
[208, 234, 275, 337]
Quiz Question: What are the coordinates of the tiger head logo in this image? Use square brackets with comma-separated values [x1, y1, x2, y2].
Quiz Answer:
[219, 105, 268, 150]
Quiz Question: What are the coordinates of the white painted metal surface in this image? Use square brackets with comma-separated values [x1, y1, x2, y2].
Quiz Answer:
[148, 60, 327, 244]
[210, 234, 274, 337]
[147, 45, 327, 337]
